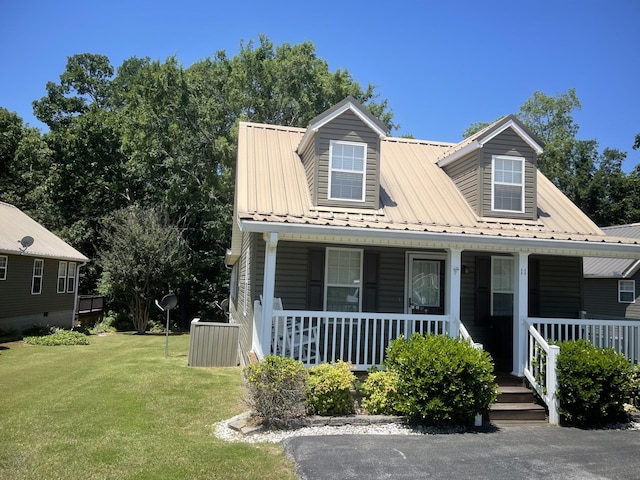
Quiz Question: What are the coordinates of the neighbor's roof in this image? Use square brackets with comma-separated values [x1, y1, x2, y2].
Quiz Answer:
[230, 121, 640, 262]
[584, 224, 640, 278]
[0, 202, 89, 262]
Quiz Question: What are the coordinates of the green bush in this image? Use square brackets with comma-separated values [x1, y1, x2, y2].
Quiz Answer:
[24, 330, 90, 346]
[385, 333, 497, 425]
[243, 355, 308, 421]
[630, 363, 640, 409]
[361, 370, 401, 415]
[22, 325, 57, 337]
[556, 339, 630, 427]
[90, 316, 117, 335]
[307, 360, 355, 416]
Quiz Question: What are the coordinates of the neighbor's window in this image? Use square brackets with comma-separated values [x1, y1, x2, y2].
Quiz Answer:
[328, 140, 366, 202]
[32, 259, 44, 295]
[325, 248, 362, 312]
[57, 261, 67, 293]
[67, 262, 77, 293]
[492, 155, 524, 212]
[491, 256, 514, 315]
[619, 280, 635, 303]
[0, 255, 7, 280]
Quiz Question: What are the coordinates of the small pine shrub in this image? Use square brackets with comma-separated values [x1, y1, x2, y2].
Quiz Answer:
[556, 339, 631, 427]
[307, 360, 356, 416]
[90, 316, 116, 335]
[24, 330, 90, 346]
[385, 333, 497, 425]
[362, 370, 401, 415]
[629, 363, 640, 409]
[243, 355, 308, 421]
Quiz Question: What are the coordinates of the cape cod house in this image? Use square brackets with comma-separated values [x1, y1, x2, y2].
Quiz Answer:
[225, 97, 640, 422]
[0, 201, 89, 331]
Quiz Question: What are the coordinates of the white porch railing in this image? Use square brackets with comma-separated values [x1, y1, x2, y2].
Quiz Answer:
[271, 310, 450, 369]
[523, 323, 560, 425]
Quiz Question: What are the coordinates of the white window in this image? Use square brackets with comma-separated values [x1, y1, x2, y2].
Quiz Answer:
[619, 280, 635, 303]
[32, 259, 44, 295]
[67, 262, 77, 293]
[328, 140, 366, 202]
[57, 261, 67, 293]
[492, 155, 524, 213]
[491, 256, 514, 315]
[325, 248, 363, 312]
[0, 255, 7, 280]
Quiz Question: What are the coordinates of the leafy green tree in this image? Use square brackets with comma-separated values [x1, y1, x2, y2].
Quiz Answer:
[98, 206, 186, 334]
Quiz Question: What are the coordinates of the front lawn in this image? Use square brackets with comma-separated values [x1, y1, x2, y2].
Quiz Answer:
[0, 333, 296, 480]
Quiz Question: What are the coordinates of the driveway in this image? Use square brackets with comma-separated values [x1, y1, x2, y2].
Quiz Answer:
[284, 426, 640, 480]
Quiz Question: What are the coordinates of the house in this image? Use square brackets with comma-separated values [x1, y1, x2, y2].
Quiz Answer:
[584, 223, 640, 319]
[0, 201, 89, 331]
[225, 97, 640, 382]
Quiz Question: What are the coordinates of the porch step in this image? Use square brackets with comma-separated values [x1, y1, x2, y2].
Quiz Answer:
[489, 402, 547, 422]
[487, 374, 548, 424]
[496, 386, 536, 404]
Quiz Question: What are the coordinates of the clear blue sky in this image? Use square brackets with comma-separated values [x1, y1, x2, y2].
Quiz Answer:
[2, 0, 639, 170]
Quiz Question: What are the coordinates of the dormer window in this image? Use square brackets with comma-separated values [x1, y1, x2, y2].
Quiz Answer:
[492, 155, 524, 213]
[328, 140, 367, 202]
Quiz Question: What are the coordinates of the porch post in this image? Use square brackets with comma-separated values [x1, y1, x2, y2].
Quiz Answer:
[261, 232, 278, 357]
[446, 248, 462, 338]
[512, 252, 529, 376]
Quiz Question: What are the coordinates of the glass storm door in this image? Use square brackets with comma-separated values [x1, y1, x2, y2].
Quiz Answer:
[407, 255, 445, 315]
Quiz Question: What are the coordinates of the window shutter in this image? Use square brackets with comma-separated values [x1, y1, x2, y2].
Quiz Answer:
[307, 249, 325, 310]
[362, 251, 379, 312]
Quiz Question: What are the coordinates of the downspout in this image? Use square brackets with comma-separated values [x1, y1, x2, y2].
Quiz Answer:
[71, 261, 87, 330]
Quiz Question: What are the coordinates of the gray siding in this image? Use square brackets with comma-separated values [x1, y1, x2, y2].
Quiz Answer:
[299, 136, 317, 205]
[479, 129, 538, 220]
[534, 255, 583, 318]
[0, 254, 76, 329]
[443, 152, 480, 215]
[584, 271, 640, 320]
[315, 110, 380, 209]
[229, 231, 257, 365]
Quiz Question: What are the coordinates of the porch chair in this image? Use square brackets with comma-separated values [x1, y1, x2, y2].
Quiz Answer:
[270, 297, 318, 363]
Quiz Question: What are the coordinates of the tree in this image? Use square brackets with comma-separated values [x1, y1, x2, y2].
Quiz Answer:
[98, 207, 186, 334]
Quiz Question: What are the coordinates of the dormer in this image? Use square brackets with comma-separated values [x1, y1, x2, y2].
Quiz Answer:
[297, 97, 388, 210]
[437, 115, 544, 221]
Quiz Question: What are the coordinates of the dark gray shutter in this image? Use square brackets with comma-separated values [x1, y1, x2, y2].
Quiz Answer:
[307, 249, 325, 311]
[475, 256, 491, 326]
[529, 258, 540, 317]
[362, 251, 379, 312]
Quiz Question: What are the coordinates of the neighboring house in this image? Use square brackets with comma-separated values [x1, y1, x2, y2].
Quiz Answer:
[225, 97, 640, 378]
[584, 223, 640, 319]
[0, 201, 89, 331]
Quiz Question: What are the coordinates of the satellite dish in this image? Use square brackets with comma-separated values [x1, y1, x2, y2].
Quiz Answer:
[18, 236, 34, 254]
[158, 294, 178, 311]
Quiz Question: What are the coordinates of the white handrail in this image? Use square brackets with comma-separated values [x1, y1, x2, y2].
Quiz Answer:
[523, 323, 559, 425]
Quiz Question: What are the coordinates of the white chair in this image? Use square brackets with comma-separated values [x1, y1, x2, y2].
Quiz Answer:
[270, 297, 318, 363]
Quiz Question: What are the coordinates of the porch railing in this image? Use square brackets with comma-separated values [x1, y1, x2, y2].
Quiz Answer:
[523, 323, 560, 424]
[271, 310, 450, 369]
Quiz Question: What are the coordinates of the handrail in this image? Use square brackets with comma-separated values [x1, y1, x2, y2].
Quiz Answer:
[523, 323, 559, 425]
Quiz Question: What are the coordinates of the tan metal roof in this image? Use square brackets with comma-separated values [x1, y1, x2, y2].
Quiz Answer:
[0, 202, 89, 262]
[231, 122, 640, 262]
[584, 224, 640, 277]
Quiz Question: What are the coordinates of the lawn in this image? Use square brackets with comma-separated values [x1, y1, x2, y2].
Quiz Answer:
[0, 333, 297, 480]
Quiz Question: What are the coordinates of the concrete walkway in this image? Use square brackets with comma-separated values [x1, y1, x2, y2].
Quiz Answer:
[284, 426, 640, 480]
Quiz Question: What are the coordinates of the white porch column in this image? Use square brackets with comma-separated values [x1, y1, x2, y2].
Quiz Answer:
[260, 232, 278, 357]
[446, 248, 462, 338]
[512, 252, 529, 376]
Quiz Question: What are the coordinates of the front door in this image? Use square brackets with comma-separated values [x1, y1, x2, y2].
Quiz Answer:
[407, 254, 445, 314]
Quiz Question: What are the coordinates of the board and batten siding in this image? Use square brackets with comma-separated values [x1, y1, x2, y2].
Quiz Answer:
[583, 270, 640, 320]
[442, 151, 481, 215]
[314, 110, 380, 210]
[0, 254, 76, 329]
[479, 129, 538, 220]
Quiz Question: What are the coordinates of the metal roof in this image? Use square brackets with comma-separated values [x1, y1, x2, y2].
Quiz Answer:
[229, 121, 640, 263]
[584, 224, 640, 277]
[0, 202, 89, 262]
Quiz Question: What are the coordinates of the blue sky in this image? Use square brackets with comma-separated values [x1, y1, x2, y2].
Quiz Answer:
[2, 0, 639, 170]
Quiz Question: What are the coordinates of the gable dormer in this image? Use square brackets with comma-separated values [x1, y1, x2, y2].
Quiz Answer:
[437, 115, 543, 221]
[297, 97, 387, 210]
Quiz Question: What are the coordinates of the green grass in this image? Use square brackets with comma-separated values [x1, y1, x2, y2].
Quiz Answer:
[0, 333, 297, 480]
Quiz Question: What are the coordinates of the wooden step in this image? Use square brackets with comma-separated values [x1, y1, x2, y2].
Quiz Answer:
[489, 402, 547, 421]
[496, 386, 536, 404]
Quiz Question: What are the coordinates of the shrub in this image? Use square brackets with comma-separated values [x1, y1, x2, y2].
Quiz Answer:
[89, 316, 117, 335]
[307, 361, 356, 416]
[385, 333, 497, 425]
[243, 355, 308, 421]
[629, 363, 640, 409]
[361, 370, 401, 415]
[0, 327, 21, 343]
[556, 339, 630, 427]
[22, 325, 57, 337]
[24, 330, 90, 346]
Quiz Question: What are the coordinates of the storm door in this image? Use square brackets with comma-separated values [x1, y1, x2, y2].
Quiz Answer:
[406, 254, 445, 315]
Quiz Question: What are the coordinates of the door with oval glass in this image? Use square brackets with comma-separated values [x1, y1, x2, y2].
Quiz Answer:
[407, 254, 445, 315]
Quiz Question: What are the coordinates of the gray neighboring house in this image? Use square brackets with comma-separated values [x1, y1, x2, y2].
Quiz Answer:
[584, 223, 640, 320]
[0, 201, 89, 331]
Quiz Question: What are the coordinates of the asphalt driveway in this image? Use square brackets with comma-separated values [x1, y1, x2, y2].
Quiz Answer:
[284, 426, 640, 480]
